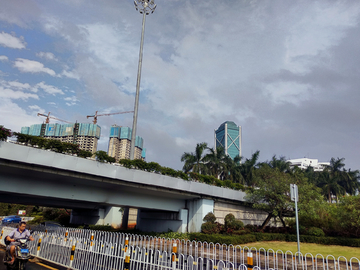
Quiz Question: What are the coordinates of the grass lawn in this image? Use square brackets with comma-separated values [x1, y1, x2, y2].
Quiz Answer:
[241, 241, 360, 261]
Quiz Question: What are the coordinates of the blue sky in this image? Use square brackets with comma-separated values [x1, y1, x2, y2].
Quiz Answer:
[1, 0, 360, 171]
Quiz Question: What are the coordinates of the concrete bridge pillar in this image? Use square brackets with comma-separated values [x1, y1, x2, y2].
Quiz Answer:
[187, 199, 214, 232]
[70, 206, 122, 227]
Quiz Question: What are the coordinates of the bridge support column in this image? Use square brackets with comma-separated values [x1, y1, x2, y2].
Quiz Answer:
[102, 206, 122, 228]
[70, 207, 122, 228]
[136, 209, 188, 233]
[187, 199, 214, 232]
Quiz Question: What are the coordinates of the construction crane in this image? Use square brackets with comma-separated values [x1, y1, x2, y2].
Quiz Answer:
[87, 111, 134, 124]
[37, 112, 72, 124]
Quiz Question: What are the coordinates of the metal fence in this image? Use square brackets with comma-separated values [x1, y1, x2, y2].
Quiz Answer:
[1, 225, 359, 270]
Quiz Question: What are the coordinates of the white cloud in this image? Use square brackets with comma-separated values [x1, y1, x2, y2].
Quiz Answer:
[0, 55, 8, 62]
[0, 86, 38, 100]
[28, 105, 45, 114]
[7, 81, 31, 90]
[14, 58, 56, 76]
[0, 32, 26, 49]
[36, 51, 57, 61]
[64, 95, 78, 106]
[0, 80, 38, 93]
[0, 99, 41, 132]
[36, 81, 64, 95]
[61, 70, 80, 80]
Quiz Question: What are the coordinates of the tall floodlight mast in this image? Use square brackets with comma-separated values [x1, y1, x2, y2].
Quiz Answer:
[130, 0, 156, 160]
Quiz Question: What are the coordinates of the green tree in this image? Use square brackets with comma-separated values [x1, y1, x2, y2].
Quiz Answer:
[265, 155, 292, 173]
[95, 151, 116, 163]
[315, 157, 358, 202]
[335, 195, 360, 237]
[245, 165, 323, 230]
[245, 165, 294, 229]
[202, 147, 227, 179]
[222, 155, 244, 183]
[181, 142, 208, 173]
[239, 150, 260, 186]
[0, 125, 12, 141]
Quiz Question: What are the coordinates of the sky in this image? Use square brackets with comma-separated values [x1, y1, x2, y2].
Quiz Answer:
[0, 0, 359, 171]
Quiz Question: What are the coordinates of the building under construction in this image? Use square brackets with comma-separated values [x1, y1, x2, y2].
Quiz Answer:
[21, 123, 101, 153]
[108, 125, 145, 161]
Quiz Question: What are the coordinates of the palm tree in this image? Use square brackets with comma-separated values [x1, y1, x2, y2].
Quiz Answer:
[221, 155, 244, 183]
[202, 147, 227, 179]
[266, 155, 292, 173]
[181, 142, 208, 173]
[316, 157, 357, 202]
[339, 168, 360, 196]
[239, 150, 260, 186]
[317, 170, 345, 203]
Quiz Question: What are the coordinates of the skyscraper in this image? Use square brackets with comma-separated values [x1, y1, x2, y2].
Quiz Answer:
[214, 121, 242, 160]
[108, 125, 145, 161]
[21, 123, 101, 153]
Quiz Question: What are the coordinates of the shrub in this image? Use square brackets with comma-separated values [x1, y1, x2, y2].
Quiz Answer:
[201, 222, 220, 234]
[244, 224, 258, 232]
[307, 227, 325, 237]
[224, 213, 244, 230]
[203, 212, 216, 223]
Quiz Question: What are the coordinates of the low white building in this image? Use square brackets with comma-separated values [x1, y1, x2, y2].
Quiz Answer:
[287, 158, 330, 171]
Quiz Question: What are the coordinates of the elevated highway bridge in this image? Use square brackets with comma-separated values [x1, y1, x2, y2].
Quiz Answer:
[0, 141, 267, 232]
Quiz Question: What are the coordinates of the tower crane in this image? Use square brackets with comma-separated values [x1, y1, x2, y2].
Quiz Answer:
[87, 111, 134, 124]
[37, 112, 72, 124]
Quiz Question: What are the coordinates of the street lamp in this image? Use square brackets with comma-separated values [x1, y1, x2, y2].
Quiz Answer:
[130, 0, 157, 160]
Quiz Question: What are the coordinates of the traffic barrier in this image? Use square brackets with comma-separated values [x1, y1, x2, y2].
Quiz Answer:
[1, 225, 359, 270]
[247, 252, 253, 270]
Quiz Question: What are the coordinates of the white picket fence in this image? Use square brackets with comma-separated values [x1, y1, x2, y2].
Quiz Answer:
[1, 225, 359, 270]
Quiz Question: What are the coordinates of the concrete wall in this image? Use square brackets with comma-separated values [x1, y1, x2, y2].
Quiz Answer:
[214, 201, 271, 226]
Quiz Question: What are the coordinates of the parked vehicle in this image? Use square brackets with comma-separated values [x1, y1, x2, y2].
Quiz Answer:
[1, 216, 22, 225]
[3, 237, 31, 270]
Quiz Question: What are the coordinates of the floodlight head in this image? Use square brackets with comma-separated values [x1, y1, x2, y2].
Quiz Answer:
[134, 0, 156, 15]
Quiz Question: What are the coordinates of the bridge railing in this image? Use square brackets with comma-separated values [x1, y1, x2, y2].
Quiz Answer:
[1, 225, 359, 270]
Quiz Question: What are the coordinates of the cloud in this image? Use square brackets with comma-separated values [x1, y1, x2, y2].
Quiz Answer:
[0, 55, 8, 62]
[0, 86, 38, 100]
[14, 58, 56, 76]
[0, 0, 41, 28]
[64, 95, 78, 106]
[0, 99, 41, 132]
[61, 69, 80, 80]
[0, 79, 38, 93]
[0, 32, 26, 49]
[36, 81, 64, 95]
[36, 51, 57, 61]
[28, 105, 45, 114]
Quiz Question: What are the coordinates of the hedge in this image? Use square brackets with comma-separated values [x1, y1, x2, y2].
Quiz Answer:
[187, 233, 360, 247]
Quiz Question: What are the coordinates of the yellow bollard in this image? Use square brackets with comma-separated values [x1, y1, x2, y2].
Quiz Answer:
[247, 252, 253, 270]
[0, 229, 3, 240]
[172, 243, 177, 270]
[69, 244, 76, 268]
[90, 233, 94, 251]
[124, 245, 130, 270]
[36, 236, 42, 257]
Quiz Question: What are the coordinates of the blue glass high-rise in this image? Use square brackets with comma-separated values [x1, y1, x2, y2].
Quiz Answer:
[214, 121, 242, 160]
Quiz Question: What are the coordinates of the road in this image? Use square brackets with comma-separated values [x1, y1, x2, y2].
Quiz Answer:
[0, 248, 66, 270]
